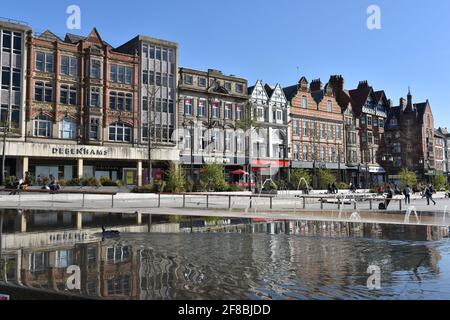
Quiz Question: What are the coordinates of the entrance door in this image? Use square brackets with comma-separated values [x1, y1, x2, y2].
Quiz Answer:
[123, 169, 137, 185]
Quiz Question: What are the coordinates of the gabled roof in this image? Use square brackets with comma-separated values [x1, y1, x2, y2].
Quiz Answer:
[264, 84, 274, 98]
[348, 86, 372, 108]
[64, 33, 85, 44]
[385, 106, 401, 129]
[282, 85, 298, 101]
[38, 30, 63, 42]
[63, 28, 111, 47]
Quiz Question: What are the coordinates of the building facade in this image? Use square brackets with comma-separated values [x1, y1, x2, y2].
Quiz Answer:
[384, 89, 436, 181]
[348, 81, 390, 187]
[177, 68, 248, 184]
[2, 22, 178, 186]
[436, 127, 450, 177]
[284, 77, 345, 189]
[434, 129, 445, 174]
[248, 81, 290, 182]
[0, 19, 31, 180]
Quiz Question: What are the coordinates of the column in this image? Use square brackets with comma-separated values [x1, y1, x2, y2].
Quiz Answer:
[77, 159, 84, 179]
[136, 212, 142, 225]
[137, 160, 143, 187]
[75, 212, 82, 230]
[22, 157, 29, 179]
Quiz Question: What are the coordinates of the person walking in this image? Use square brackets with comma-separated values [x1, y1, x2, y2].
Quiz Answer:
[425, 185, 436, 205]
[385, 185, 393, 209]
[403, 184, 411, 205]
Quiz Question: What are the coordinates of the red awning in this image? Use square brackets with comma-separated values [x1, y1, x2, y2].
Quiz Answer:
[230, 169, 250, 175]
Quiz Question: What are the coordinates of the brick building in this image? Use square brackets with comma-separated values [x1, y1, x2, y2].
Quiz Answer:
[384, 89, 436, 181]
[434, 129, 445, 174]
[2, 21, 178, 186]
[284, 77, 345, 189]
[348, 80, 390, 187]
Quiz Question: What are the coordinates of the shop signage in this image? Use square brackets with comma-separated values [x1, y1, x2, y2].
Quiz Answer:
[204, 157, 230, 164]
[52, 147, 108, 156]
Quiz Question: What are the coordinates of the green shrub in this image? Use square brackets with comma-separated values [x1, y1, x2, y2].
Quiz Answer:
[291, 169, 312, 190]
[201, 164, 226, 192]
[225, 184, 245, 192]
[42, 176, 50, 186]
[58, 179, 67, 187]
[5, 176, 16, 188]
[154, 180, 166, 193]
[80, 177, 101, 187]
[433, 172, 447, 191]
[185, 179, 195, 192]
[336, 182, 349, 190]
[318, 169, 336, 190]
[166, 165, 185, 193]
[275, 180, 288, 190]
[115, 180, 124, 187]
[399, 168, 417, 188]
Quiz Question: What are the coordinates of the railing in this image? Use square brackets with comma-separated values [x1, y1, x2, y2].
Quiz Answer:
[0, 17, 29, 26]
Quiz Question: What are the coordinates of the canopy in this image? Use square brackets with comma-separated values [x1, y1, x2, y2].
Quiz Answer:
[230, 169, 250, 175]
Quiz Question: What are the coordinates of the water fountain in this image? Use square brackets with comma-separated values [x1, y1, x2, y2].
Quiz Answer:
[404, 206, 421, 224]
[349, 212, 362, 222]
[293, 177, 311, 214]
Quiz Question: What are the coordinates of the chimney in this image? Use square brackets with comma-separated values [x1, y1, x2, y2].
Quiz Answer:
[329, 75, 344, 92]
[310, 79, 322, 92]
[407, 87, 413, 110]
[357, 80, 369, 89]
[400, 97, 406, 109]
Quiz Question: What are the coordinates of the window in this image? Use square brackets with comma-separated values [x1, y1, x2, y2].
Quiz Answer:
[303, 145, 309, 161]
[90, 59, 101, 79]
[321, 146, 326, 161]
[184, 99, 193, 115]
[336, 126, 342, 140]
[125, 67, 132, 84]
[276, 110, 282, 122]
[198, 77, 206, 87]
[149, 46, 155, 59]
[59, 117, 77, 139]
[379, 118, 384, 128]
[236, 106, 243, 120]
[237, 132, 245, 152]
[368, 131, 373, 144]
[320, 123, 326, 139]
[109, 122, 132, 142]
[125, 94, 132, 112]
[155, 72, 161, 86]
[293, 120, 299, 136]
[329, 146, 335, 162]
[56, 250, 74, 268]
[2, 67, 10, 90]
[2, 31, 11, 52]
[60, 56, 78, 76]
[394, 142, 401, 154]
[293, 145, 299, 160]
[327, 100, 332, 112]
[34, 82, 53, 102]
[185, 128, 192, 150]
[90, 118, 100, 140]
[33, 115, 52, 137]
[302, 96, 308, 109]
[35, 51, 53, 73]
[235, 83, 244, 93]
[60, 85, 77, 105]
[373, 117, 378, 127]
[302, 121, 308, 137]
[212, 102, 219, 118]
[224, 104, 232, 119]
[257, 107, 264, 120]
[110, 64, 117, 82]
[224, 82, 232, 92]
[198, 100, 206, 117]
[328, 124, 334, 140]
[367, 116, 372, 126]
[90, 88, 100, 107]
[225, 131, 232, 151]
[361, 115, 366, 125]
[184, 75, 193, 85]
[155, 47, 161, 60]
[118, 66, 125, 83]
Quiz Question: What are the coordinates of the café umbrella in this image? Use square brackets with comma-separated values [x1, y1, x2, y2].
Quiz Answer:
[230, 169, 250, 176]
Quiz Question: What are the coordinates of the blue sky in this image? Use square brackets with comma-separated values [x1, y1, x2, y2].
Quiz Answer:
[2, 0, 449, 127]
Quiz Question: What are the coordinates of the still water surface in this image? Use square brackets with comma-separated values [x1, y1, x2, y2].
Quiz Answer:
[1, 211, 450, 300]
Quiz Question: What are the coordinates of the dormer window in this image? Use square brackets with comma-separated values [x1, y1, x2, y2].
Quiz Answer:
[302, 97, 307, 109]
[327, 100, 332, 112]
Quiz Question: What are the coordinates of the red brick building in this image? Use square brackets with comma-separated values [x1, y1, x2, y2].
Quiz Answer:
[384, 89, 436, 180]
[284, 77, 345, 188]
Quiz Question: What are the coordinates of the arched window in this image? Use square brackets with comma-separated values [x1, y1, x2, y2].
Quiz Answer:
[59, 117, 77, 139]
[33, 115, 52, 137]
[108, 122, 132, 142]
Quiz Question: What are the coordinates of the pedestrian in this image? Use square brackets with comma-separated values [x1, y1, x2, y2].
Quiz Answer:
[425, 184, 436, 205]
[332, 182, 338, 194]
[403, 184, 411, 205]
[328, 183, 333, 194]
[385, 185, 393, 209]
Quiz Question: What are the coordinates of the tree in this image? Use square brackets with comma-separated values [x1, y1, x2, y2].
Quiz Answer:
[433, 172, 447, 191]
[201, 163, 226, 191]
[291, 169, 312, 190]
[166, 163, 185, 193]
[318, 169, 336, 190]
[398, 168, 417, 188]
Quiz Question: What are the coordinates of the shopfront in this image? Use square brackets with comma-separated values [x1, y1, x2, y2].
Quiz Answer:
[3, 141, 178, 186]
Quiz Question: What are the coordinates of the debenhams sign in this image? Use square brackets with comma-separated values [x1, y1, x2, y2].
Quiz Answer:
[52, 147, 108, 156]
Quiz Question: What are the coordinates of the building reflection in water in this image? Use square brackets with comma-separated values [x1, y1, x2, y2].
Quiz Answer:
[0, 210, 449, 300]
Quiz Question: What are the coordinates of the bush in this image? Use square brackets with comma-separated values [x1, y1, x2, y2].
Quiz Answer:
[291, 169, 312, 190]
[201, 164, 226, 192]
[58, 179, 67, 187]
[185, 179, 195, 192]
[42, 176, 50, 186]
[318, 169, 336, 190]
[275, 180, 288, 191]
[433, 172, 447, 191]
[68, 178, 81, 186]
[80, 177, 101, 187]
[399, 168, 417, 188]
[154, 180, 166, 193]
[225, 184, 245, 192]
[5, 176, 16, 188]
[166, 165, 185, 193]
[336, 182, 349, 190]
[99, 176, 117, 186]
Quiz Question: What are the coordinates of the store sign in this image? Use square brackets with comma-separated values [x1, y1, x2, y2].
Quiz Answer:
[204, 157, 230, 164]
[52, 147, 109, 156]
